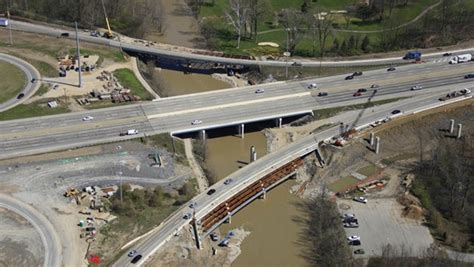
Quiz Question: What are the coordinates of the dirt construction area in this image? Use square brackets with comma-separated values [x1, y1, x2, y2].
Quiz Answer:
[0, 208, 44, 266]
[338, 198, 433, 257]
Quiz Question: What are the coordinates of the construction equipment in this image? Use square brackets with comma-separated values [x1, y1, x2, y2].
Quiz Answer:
[148, 152, 162, 167]
[100, 0, 114, 39]
[64, 187, 80, 197]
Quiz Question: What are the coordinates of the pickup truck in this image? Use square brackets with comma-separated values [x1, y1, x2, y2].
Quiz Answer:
[120, 129, 139, 136]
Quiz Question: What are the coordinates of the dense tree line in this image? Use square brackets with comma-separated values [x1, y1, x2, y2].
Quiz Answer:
[411, 137, 473, 251]
[0, 0, 163, 38]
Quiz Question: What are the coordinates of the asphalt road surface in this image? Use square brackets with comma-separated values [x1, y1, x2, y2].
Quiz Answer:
[0, 53, 41, 112]
[114, 93, 472, 267]
[8, 20, 474, 67]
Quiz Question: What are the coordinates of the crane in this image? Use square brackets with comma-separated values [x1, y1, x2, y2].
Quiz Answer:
[100, 0, 114, 39]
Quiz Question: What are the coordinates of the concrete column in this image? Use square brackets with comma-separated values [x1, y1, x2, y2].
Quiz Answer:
[261, 188, 266, 200]
[193, 219, 202, 250]
[250, 146, 256, 162]
[370, 132, 375, 146]
[226, 212, 232, 224]
[449, 119, 455, 134]
[238, 123, 245, 139]
[339, 123, 345, 135]
[315, 148, 326, 167]
[457, 124, 462, 139]
[276, 117, 283, 128]
[375, 136, 381, 154]
[200, 130, 206, 142]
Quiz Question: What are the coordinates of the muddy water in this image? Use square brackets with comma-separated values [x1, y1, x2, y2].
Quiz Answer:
[157, 70, 229, 96]
[204, 133, 307, 267]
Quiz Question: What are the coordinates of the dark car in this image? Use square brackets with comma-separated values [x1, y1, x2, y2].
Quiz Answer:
[348, 240, 361, 246]
[345, 75, 354, 80]
[354, 249, 365, 254]
[343, 217, 359, 224]
[317, 92, 328, 97]
[17, 93, 25, 99]
[60, 32, 70, 37]
[131, 254, 142, 264]
[357, 88, 367, 93]
[353, 92, 362, 97]
[207, 189, 216, 195]
[353, 71, 363, 76]
[391, 109, 401, 115]
[387, 67, 396, 71]
[443, 52, 452, 57]
[31, 78, 36, 83]
[464, 74, 474, 79]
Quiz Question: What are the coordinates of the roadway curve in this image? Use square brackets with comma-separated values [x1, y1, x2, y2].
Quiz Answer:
[8, 20, 474, 67]
[0, 53, 41, 112]
[0, 193, 61, 267]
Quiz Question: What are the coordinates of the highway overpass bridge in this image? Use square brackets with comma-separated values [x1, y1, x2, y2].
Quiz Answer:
[8, 20, 474, 68]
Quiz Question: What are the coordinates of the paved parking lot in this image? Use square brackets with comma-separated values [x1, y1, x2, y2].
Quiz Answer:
[338, 198, 434, 257]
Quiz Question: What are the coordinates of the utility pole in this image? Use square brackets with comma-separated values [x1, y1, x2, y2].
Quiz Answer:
[75, 21, 82, 88]
[7, 10, 13, 45]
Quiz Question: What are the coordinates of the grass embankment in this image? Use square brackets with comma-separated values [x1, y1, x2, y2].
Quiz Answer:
[113, 68, 154, 100]
[0, 102, 69, 121]
[0, 61, 26, 103]
[328, 175, 359, 192]
[141, 134, 187, 165]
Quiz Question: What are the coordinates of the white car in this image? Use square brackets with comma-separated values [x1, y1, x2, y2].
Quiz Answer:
[353, 196, 367, 204]
[411, 85, 422, 90]
[347, 235, 361, 241]
[342, 213, 355, 219]
[191, 120, 202, 125]
[255, 88, 265, 94]
[307, 83, 318, 89]
[82, 116, 94, 121]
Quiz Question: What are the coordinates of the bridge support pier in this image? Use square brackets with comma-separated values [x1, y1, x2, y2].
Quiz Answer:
[375, 137, 380, 154]
[192, 219, 202, 250]
[457, 124, 463, 139]
[369, 132, 375, 147]
[200, 130, 206, 142]
[315, 148, 326, 167]
[250, 146, 257, 162]
[260, 188, 266, 200]
[238, 123, 245, 139]
[276, 117, 283, 128]
[225, 212, 232, 224]
[449, 119, 455, 134]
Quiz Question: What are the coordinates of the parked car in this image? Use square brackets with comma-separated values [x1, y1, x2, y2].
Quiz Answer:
[317, 92, 328, 97]
[347, 235, 361, 241]
[207, 189, 216, 195]
[387, 67, 396, 71]
[345, 75, 354, 80]
[128, 250, 138, 257]
[353, 92, 362, 97]
[391, 109, 401, 115]
[82, 116, 94, 121]
[353, 196, 367, 203]
[224, 179, 233, 185]
[354, 249, 365, 254]
[348, 240, 362, 246]
[344, 222, 359, 228]
[353, 71, 363, 76]
[411, 85, 422, 90]
[342, 213, 355, 219]
[16, 93, 25, 99]
[343, 217, 359, 224]
[307, 83, 318, 89]
[255, 88, 265, 94]
[191, 119, 202, 125]
[357, 88, 367, 93]
[130, 255, 142, 264]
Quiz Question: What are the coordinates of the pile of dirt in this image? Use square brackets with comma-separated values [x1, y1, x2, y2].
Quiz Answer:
[398, 194, 425, 220]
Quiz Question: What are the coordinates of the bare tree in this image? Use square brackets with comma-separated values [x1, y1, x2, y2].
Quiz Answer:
[245, 0, 271, 41]
[280, 8, 305, 54]
[310, 10, 333, 58]
[225, 0, 250, 48]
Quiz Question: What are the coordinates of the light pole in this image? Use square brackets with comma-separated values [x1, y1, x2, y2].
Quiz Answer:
[115, 161, 124, 203]
[285, 28, 290, 53]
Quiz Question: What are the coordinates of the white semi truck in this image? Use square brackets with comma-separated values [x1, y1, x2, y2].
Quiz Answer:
[449, 54, 472, 64]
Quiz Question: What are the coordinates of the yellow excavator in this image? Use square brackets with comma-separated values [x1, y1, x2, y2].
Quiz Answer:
[100, 0, 114, 39]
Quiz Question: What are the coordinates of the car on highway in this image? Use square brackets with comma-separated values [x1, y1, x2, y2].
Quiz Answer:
[127, 250, 138, 257]
[411, 85, 422, 90]
[347, 235, 361, 241]
[183, 213, 191, 220]
[307, 83, 318, 89]
[387, 67, 396, 71]
[354, 249, 365, 254]
[357, 88, 367, 93]
[464, 73, 474, 79]
[353, 92, 362, 97]
[207, 189, 216, 195]
[189, 202, 197, 209]
[317, 92, 328, 97]
[16, 93, 25, 99]
[353, 71, 363, 76]
[443, 52, 452, 57]
[370, 84, 379, 88]
[130, 254, 142, 264]
[348, 240, 361, 246]
[191, 119, 202, 125]
[31, 78, 36, 83]
[60, 32, 69, 37]
[345, 75, 354, 80]
[353, 196, 367, 203]
[255, 88, 265, 94]
[391, 109, 401, 115]
[224, 179, 233, 185]
[82, 116, 94, 121]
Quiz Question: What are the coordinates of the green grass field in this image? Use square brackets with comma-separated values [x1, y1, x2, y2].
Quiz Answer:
[113, 68, 154, 100]
[356, 164, 381, 177]
[328, 175, 359, 192]
[0, 61, 26, 104]
[0, 102, 69, 121]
